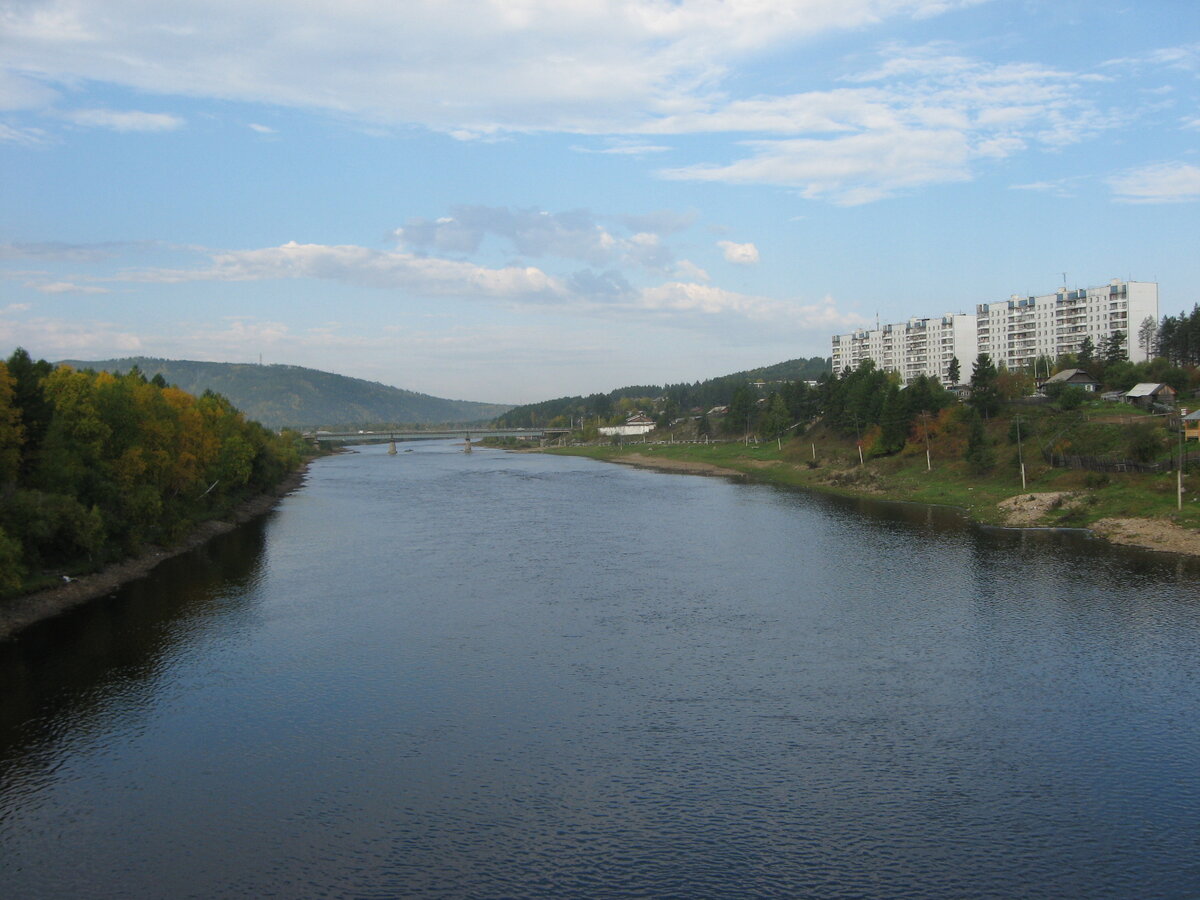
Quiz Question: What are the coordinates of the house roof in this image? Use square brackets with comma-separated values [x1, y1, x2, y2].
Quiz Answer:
[1045, 368, 1097, 384]
[1125, 382, 1174, 398]
[1183, 409, 1200, 421]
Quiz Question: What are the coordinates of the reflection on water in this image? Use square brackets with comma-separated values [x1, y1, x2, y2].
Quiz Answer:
[2, 444, 1199, 899]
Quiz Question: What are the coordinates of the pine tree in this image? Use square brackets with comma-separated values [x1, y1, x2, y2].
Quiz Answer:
[947, 356, 961, 385]
[969, 353, 1000, 418]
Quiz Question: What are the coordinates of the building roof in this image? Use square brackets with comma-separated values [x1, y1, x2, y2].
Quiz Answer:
[1044, 368, 1098, 384]
[1125, 382, 1174, 398]
[1182, 409, 1200, 422]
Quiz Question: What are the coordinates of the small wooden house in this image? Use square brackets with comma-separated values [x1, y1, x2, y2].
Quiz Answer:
[1041, 368, 1100, 393]
[1183, 409, 1200, 442]
[1123, 383, 1178, 408]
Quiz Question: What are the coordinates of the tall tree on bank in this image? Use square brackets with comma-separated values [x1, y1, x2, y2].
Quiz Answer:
[1102, 330, 1128, 365]
[1078, 336, 1096, 367]
[969, 353, 1001, 418]
[1138, 316, 1158, 360]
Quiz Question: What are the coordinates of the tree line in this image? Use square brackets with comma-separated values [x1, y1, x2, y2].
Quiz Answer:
[0, 349, 303, 594]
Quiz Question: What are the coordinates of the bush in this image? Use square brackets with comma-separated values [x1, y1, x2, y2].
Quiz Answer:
[1058, 387, 1087, 411]
[1127, 422, 1163, 463]
[0, 525, 24, 592]
[0, 489, 105, 569]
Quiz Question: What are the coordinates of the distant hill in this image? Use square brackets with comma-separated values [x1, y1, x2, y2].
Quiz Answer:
[58, 358, 513, 429]
[495, 356, 831, 428]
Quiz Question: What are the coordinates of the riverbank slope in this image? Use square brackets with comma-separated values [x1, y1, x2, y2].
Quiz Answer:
[548, 441, 1200, 556]
[0, 463, 311, 641]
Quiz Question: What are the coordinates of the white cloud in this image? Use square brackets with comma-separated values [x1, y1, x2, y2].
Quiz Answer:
[0, 315, 143, 355]
[28, 280, 112, 294]
[673, 260, 710, 281]
[3, 303, 32, 313]
[1, 0, 987, 135]
[61, 108, 185, 132]
[0, 69, 58, 111]
[664, 127, 972, 204]
[573, 139, 671, 155]
[396, 205, 678, 272]
[1108, 162, 1200, 204]
[650, 44, 1117, 202]
[1009, 179, 1077, 198]
[124, 240, 571, 303]
[0, 123, 48, 145]
[718, 240, 760, 265]
[248, 122, 277, 134]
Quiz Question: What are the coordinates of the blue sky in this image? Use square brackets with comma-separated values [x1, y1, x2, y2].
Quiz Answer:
[2, 0, 1198, 403]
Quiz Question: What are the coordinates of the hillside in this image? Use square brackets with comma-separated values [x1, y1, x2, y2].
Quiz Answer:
[58, 358, 512, 429]
[495, 356, 830, 428]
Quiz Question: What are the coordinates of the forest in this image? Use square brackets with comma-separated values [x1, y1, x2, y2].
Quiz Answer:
[0, 349, 304, 595]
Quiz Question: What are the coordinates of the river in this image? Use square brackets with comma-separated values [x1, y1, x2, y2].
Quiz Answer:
[2, 442, 1199, 898]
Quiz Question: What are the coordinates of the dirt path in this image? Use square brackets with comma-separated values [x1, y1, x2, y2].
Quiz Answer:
[0, 463, 311, 641]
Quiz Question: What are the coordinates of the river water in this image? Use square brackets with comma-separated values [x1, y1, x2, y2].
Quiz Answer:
[2, 443, 1199, 898]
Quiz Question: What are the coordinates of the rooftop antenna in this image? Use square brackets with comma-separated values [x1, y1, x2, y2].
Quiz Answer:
[1062, 271, 1067, 289]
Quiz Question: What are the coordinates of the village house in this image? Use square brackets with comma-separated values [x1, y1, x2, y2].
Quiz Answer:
[1041, 368, 1100, 393]
[597, 413, 656, 437]
[1182, 409, 1200, 442]
[1123, 383, 1177, 408]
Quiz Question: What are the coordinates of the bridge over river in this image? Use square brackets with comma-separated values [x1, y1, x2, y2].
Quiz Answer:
[307, 427, 571, 445]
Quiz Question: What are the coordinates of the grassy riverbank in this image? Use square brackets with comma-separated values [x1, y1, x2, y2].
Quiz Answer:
[547, 429, 1200, 551]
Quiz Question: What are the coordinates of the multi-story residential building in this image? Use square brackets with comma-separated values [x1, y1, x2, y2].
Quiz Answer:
[832, 313, 977, 385]
[976, 280, 1158, 370]
[832, 280, 1158, 383]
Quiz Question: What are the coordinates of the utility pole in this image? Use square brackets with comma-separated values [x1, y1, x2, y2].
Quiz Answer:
[921, 411, 932, 472]
[1015, 415, 1026, 490]
[1179, 408, 1186, 511]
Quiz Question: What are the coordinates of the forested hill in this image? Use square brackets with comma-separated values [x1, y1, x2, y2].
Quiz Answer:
[495, 356, 831, 428]
[58, 358, 512, 429]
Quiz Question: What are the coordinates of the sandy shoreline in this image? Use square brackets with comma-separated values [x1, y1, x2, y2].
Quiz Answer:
[604, 451, 747, 479]
[0, 462, 312, 642]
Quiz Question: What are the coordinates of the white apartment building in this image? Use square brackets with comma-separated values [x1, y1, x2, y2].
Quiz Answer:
[832, 313, 977, 385]
[977, 280, 1158, 370]
[832, 280, 1158, 382]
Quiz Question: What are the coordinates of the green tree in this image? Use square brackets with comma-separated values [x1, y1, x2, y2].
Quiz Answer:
[758, 393, 791, 439]
[5, 348, 52, 478]
[947, 356, 961, 385]
[0, 526, 23, 593]
[1138, 316, 1157, 360]
[964, 409, 995, 473]
[1078, 335, 1095, 366]
[1057, 386, 1086, 410]
[874, 384, 908, 455]
[1102, 330, 1127, 365]
[0, 362, 24, 485]
[725, 384, 754, 435]
[969, 353, 1000, 418]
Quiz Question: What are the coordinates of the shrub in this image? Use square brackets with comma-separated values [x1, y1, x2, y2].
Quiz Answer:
[1127, 422, 1163, 463]
[1058, 387, 1087, 411]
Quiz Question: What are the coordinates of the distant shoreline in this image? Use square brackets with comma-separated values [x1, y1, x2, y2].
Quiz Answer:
[0, 462, 312, 642]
